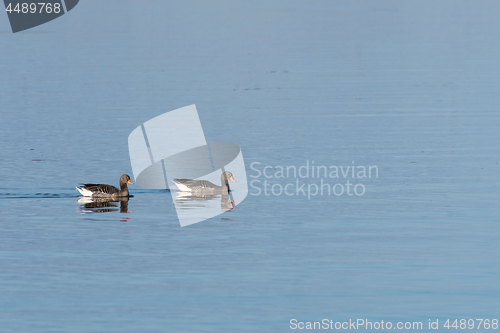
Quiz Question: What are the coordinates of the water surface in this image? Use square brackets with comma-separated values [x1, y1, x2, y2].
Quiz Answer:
[1, 1, 500, 332]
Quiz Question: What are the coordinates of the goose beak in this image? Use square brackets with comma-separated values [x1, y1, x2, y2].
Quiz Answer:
[229, 176, 236, 182]
[128, 180, 134, 184]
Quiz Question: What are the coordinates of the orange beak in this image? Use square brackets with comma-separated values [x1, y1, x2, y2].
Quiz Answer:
[128, 180, 134, 184]
[229, 176, 236, 182]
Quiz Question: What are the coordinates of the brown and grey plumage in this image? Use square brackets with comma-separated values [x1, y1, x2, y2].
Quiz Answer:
[76, 174, 133, 198]
[173, 171, 235, 193]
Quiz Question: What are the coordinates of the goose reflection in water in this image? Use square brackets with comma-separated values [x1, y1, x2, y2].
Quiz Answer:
[174, 192, 235, 210]
[77, 197, 131, 214]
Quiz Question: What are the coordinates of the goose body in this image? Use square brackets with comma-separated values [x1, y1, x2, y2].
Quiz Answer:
[76, 174, 133, 198]
[173, 171, 235, 193]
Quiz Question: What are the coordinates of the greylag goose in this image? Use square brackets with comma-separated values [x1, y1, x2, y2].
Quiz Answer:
[172, 171, 235, 193]
[76, 174, 133, 198]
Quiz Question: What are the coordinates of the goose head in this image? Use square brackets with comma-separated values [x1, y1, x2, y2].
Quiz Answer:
[120, 174, 134, 186]
[222, 171, 236, 183]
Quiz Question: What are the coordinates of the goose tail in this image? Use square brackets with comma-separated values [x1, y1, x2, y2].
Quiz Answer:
[172, 180, 192, 192]
[76, 187, 93, 197]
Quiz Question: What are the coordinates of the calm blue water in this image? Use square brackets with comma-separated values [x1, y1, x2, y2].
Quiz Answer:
[1, 1, 500, 332]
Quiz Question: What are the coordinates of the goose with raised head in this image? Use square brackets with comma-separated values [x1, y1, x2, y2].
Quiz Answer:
[172, 171, 235, 193]
[76, 174, 133, 198]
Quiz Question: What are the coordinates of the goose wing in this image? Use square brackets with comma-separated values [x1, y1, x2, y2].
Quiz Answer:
[173, 179, 219, 191]
[81, 183, 120, 195]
